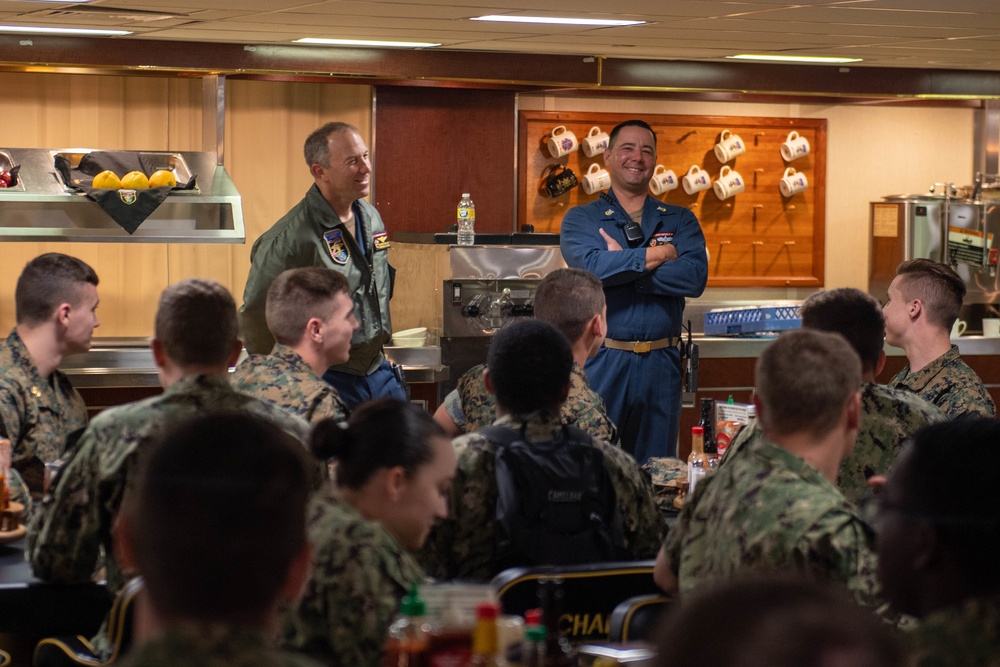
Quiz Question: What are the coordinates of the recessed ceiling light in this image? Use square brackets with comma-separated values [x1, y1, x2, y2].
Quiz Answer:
[727, 54, 862, 64]
[0, 25, 130, 36]
[471, 15, 645, 27]
[294, 38, 440, 48]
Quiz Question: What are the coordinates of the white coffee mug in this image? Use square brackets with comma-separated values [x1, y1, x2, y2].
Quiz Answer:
[547, 126, 579, 158]
[983, 318, 1000, 338]
[781, 131, 811, 162]
[951, 319, 968, 338]
[682, 165, 711, 195]
[713, 166, 745, 200]
[713, 129, 746, 164]
[649, 165, 679, 196]
[581, 126, 610, 158]
[779, 167, 809, 197]
[581, 163, 611, 195]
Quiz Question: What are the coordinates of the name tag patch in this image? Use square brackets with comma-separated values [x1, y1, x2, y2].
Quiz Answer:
[324, 229, 350, 265]
[649, 232, 675, 247]
[373, 231, 390, 251]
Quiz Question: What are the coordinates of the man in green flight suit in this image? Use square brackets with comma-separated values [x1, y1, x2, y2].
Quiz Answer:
[240, 121, 404, 408]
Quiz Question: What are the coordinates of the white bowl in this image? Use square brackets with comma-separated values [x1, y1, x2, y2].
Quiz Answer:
[391, 327, 428, 347]
[393, 327, 428, 338]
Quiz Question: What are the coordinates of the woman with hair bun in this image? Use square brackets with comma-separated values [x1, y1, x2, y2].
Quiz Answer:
[282, 399, 457, 667]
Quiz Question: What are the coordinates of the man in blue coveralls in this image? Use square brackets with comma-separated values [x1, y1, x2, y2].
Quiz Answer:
[560, 120, 708, 462]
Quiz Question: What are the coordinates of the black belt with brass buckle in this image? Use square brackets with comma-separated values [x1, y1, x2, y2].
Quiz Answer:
[604, 337, 681, 354]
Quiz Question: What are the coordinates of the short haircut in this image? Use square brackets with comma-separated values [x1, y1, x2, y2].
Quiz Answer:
[533, 268, 605, 344]
[800, 288, 884, 373]
[755, 329, 861, 439]
[265, 268, 350, 346]
[155, 279, 239, 367]
[129, 412, 312, 623]
[487, 319, 573, 416]
[304, 121, 360, 168]
[895, 258, 966, 329]
[656, 577, 903, 667]
[15, 253, 99, 325]
[608, 119, 657, 149]
[896, 417, 1000, 593]
[311, 399, 445, 489]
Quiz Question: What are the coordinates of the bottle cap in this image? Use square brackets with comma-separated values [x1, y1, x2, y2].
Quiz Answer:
[476, 601, 499, 620]
[692, 426, 704, 435]
[525, 626, 547, 642]
[728, 395, 735, 403]
[399, 583, 426, 616]
[524, 608, 543, 625]
[462, 193, 470, 197]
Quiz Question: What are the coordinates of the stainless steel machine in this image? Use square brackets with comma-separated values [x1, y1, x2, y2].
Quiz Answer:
[870, 175, 1000, 330]
[439, 246, 566, 400]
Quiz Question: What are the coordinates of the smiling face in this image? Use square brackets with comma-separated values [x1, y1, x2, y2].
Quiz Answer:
[604, 125, 657, 197]
[319, 291, 359, 368]
[313, 129, 372, 208]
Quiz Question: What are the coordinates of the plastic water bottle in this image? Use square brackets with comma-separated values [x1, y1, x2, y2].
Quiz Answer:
[457, 193, 475, 246]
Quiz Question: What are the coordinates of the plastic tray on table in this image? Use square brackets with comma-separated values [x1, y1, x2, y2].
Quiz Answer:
[703, 306, 802, 336]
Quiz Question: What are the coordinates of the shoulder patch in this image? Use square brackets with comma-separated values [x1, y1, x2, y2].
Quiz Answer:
[373, 231, 390, 251]
[323, 229, 350, 265]
[649, 232, 675, 247]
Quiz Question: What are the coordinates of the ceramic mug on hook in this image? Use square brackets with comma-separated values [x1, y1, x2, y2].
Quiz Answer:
[714, 130, 746, 163]
[713, 166, 745, 200]
[649, 165, 679, 195]
[781, 131, 811, 162]
[682, 165, 711, 195]
[581, 126, 610, 157]
[547, 126, 579, 158]
[779, 167, 809, 197]
[581, 163, 612, 195]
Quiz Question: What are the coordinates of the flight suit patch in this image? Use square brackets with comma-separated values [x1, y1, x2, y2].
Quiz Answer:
[324, 229, 350, 265]
[649, 232, 675, 247]
[373, 231, 390, 251]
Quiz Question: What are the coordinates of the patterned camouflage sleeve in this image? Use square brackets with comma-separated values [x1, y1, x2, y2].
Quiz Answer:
[457, 366, 497, 434]
[0, 385, 24, 444]
[662, 494, 692, 577]
[596, 440, 664, 558]
[420, 436, 498, 582]
[937, 386, 996, 419]
[28, 426, 104, 583]
[793, 508, 883, 611]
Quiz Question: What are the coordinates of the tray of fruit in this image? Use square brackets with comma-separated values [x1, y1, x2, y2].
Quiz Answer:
[0, 149, 24, 191]
[50, 149, 199, 194]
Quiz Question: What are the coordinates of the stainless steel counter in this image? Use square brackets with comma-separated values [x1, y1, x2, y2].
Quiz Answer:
[59, 339, 448, 388]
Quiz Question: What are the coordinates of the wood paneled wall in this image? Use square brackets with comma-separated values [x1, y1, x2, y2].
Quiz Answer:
[0, 72, 371, 336]
[373, 87, 516, 236]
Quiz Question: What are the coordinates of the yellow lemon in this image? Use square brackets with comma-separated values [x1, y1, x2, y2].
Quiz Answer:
[120, 171, 149, 190]
[148, 169, 177, 188]
[92, 170, 121, 189]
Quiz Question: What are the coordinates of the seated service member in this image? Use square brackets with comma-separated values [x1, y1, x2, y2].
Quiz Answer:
[283, 400, 456, 667]
[30, 279, 310, 604]
[0, 253, 99, 500]
[799, 288, 944, 504]
[883, 258, 994, 417]
[434, 268, 617, 442]
[231, 267, 355, 425]
[114, 412, 321, 667]
[655, 330, 882, 611]
[876, 418, 1000, 666]
[422, 319, 662, 582]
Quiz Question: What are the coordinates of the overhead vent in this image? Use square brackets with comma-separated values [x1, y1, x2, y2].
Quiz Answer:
[23, 7, 184, 22]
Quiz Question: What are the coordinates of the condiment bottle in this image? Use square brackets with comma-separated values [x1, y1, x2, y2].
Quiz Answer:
[384, 583, 429, 667]
[470, 601, 504, 667]
[688, 426, 707, 494]
[521, 625, 547, 667]
[538, 578, 574, 667]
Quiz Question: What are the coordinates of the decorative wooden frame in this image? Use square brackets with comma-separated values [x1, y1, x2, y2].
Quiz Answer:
[517, 111, 827, 287]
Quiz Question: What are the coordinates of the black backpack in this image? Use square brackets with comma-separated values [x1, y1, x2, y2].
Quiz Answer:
[481, 423, 628, 572]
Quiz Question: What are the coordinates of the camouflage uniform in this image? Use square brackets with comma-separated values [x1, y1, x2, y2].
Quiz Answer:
[282, 487, 424, 667]
[421, 412, 662, 581]
[664, 429, 883, 610]
[455, 362, 618, 443]
[230, 344, 349, 425]
[889, 345, 995, 418]
[839, 383, 945, 504]
[29, 374, 310, 596]
[907, 596, 1000, 667]
[120, 624, 323, 667]
[0, 329, 87, 498]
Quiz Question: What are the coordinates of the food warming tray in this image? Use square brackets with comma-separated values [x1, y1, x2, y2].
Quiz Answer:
[0, 150, 25, 191]
[49, 150, 199, 193]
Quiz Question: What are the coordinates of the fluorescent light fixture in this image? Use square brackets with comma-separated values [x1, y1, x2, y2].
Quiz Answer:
[295, 38, 439, 48]
[471, 15, 645, 27]
[0, 25, 130, 36]
[727, 54, 862, 64]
